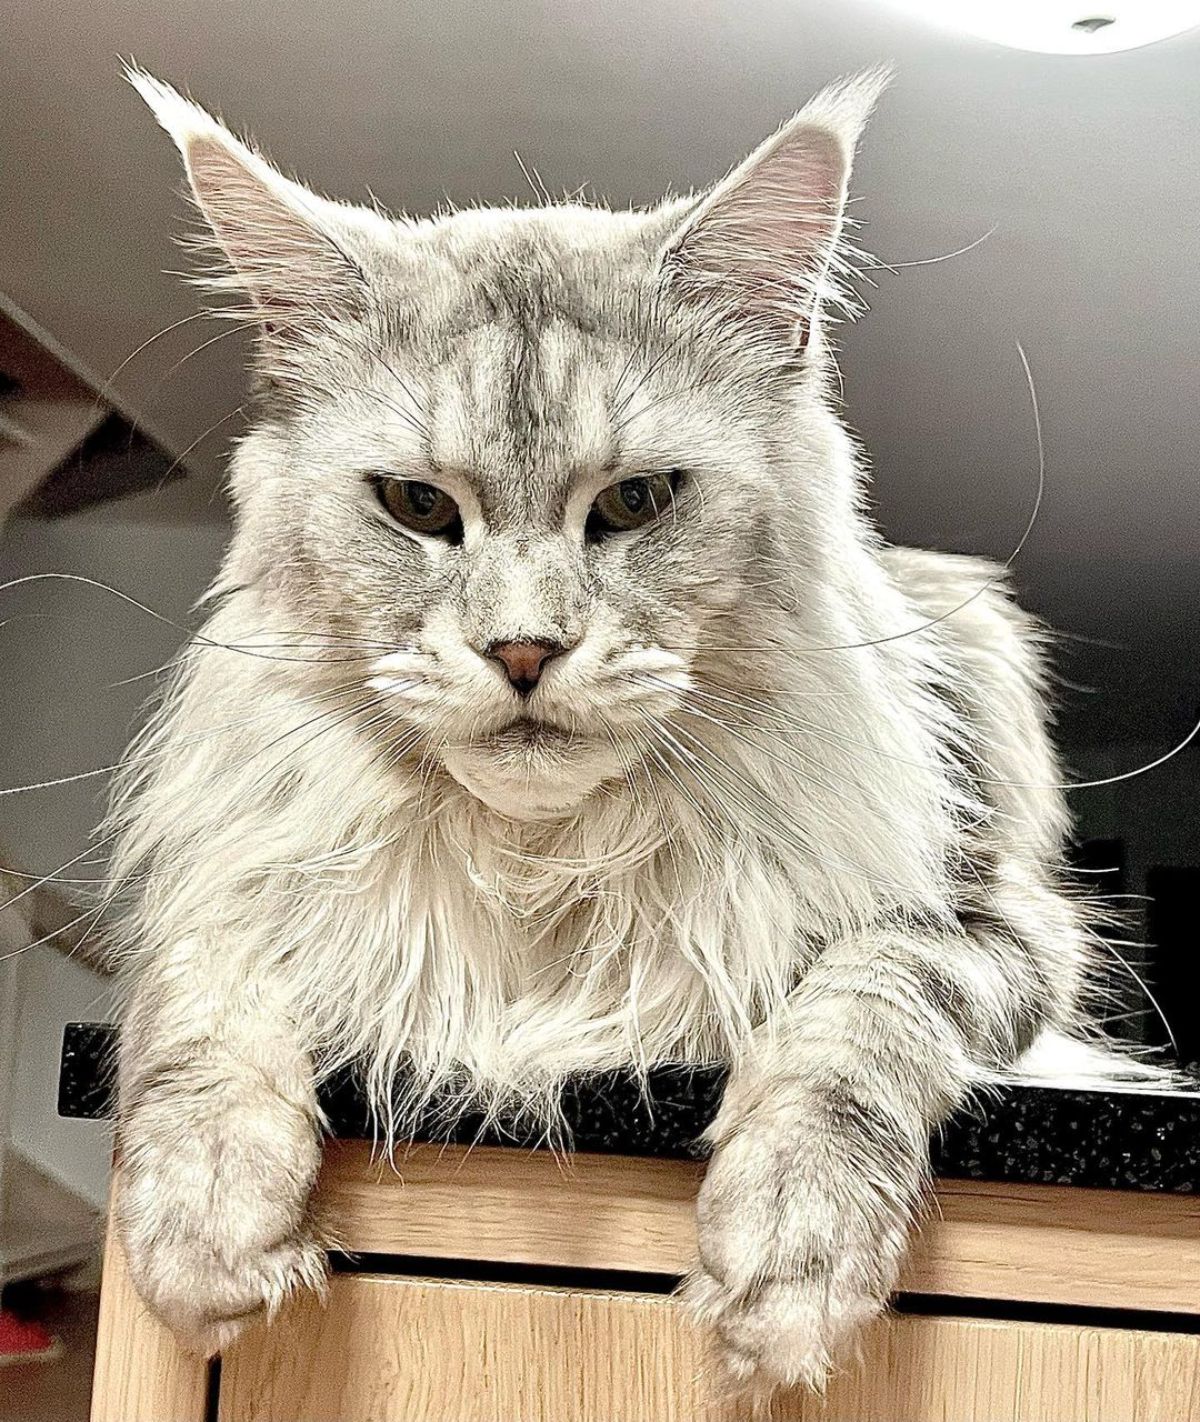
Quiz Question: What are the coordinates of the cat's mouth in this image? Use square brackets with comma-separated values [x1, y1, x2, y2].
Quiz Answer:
[483, 718, 577, 752]
[442, 715, 616, 819]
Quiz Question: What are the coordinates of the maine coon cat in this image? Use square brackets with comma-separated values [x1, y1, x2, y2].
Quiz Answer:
[111, 66, 1140, 1390]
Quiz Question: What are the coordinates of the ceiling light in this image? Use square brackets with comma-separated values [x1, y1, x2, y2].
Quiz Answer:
[883, 1, 1200, 53]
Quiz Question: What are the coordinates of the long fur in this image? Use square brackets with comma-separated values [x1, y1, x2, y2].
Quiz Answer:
[108, 68, 1160, 1379]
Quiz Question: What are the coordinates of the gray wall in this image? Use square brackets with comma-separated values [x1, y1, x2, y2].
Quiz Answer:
[0, 499, 228, 1203]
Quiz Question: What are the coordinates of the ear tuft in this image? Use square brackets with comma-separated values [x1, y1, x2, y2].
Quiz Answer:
[125, 63, 370, 329]
[662, 66, 891, 358]
[787, 64, 891, 164]
[124, 63, 233, 161]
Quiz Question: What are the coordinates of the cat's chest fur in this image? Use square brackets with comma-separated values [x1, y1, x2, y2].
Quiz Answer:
[116, 608, 961, 1119]
[310, 781, 809, 1107]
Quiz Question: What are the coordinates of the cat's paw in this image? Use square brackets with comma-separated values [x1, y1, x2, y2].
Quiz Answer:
[117, 1092, 324, 1354]
[125, 1224, 327, 1355]
[683, 1100, 913, 1393]
[682, 1257, 881, 1393]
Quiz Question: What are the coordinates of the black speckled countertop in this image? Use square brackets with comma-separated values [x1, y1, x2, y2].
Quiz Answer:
[59, 1022, 1200, 1194]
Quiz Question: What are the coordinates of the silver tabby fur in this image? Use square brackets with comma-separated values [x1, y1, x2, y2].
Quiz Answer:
[110, 68, 1146, 1389]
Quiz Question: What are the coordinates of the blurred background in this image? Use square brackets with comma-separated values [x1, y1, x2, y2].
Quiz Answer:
[1, 1, 1197, 1408]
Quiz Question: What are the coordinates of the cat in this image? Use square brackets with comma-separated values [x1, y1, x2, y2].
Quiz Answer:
[109, 65, 1144, 1391]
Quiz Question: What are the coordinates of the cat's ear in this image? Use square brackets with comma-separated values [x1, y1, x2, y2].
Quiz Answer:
[127, 66, 379, 332]
[660, 69, 888, 358]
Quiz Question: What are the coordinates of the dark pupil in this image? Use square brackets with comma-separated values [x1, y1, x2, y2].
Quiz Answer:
[408, 482, 438, 517]
[619, 479, 648, 514]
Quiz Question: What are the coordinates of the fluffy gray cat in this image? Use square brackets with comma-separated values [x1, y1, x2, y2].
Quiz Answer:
[110, 66, 1142, 1391]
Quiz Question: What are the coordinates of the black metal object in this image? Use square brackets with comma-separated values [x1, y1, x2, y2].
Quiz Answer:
[1147, 866, 1200, 1067]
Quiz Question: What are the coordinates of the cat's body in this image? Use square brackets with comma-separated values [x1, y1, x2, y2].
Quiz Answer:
[115, 539, 1068, 1106]
[111, 68, 1133, 1390]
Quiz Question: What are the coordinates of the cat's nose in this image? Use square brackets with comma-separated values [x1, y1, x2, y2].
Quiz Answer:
[484, 639, 568, 697]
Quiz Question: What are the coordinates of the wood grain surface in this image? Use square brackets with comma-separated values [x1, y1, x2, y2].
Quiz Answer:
[219, 1272, 1200, 1422]
[89, 1215, 210, 1422]
[316, 1140, 1200, 1312]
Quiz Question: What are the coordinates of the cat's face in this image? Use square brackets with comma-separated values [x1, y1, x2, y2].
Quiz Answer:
[132, 69, 880, 818]
[260, 213, 801, 817]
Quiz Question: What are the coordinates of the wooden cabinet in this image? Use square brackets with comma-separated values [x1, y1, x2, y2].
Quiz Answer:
[216, 1273, 1200, 1422]
[91, 1144, 1200, 1422]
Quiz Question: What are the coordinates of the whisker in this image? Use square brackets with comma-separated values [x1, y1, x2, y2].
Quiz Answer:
[151, 403, 248, 492]
[799, 341, 1045, 654]
[665, 675, 1200, 799]
[669, 693, 893, 824]
[861, 224, 998, 274]
[0, 833, 127, 920]
[0, 896, 111, 968]
[643, 710, 927, 901]
[0, 675, 366, 807]
[0, 573, 396, 665]
[160, 319, 250, 381]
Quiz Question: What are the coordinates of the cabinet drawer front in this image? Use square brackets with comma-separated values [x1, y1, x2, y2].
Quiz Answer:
[219, 1274, 1200, 1422]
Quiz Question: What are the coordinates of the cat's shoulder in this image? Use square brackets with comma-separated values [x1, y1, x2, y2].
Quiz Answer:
[878, 544, 1049, 676]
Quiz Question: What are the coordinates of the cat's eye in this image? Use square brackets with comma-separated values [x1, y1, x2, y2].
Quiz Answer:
[587, 471, 683, 539]
[374, 477, 462, 541]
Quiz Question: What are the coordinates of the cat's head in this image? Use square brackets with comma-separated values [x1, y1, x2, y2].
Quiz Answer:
[132, 68, 883, 819]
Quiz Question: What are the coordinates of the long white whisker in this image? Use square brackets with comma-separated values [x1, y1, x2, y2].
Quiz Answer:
[0, 573, 397, 665]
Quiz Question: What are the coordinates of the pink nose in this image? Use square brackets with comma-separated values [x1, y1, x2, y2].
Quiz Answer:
[485, 640, 566, 696]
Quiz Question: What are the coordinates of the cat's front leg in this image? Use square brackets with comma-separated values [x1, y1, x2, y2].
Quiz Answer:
[685, 1066, 927, 1392]
[687, 917, 1052, 1391]
[116, 951, 324, 1354]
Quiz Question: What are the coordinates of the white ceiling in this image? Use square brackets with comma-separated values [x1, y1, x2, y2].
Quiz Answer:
[3, 0, 1198, 741]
